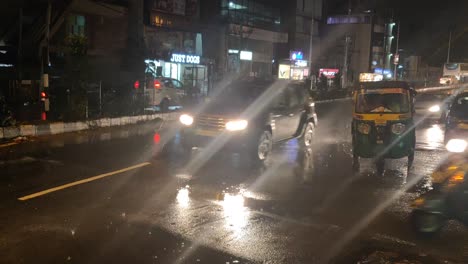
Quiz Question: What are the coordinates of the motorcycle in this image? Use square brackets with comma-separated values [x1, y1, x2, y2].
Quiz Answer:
[410, 138, 468, 237]
[0, 96, 16, 127]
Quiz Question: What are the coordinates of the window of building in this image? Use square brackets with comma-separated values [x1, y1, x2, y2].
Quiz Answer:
[221, 0, 281, 29]
[68, 14, 86, 36]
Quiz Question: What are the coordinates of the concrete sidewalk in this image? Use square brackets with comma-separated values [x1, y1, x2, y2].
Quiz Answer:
[0, 112, 177, 140]
[0, 119, 169, 162]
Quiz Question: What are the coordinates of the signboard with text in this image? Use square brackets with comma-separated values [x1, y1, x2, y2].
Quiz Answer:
[170, 53, 200, 64]
[278, 64, 291, 79]
[319, 68, 339, 79]
[290, 51, 304, 61]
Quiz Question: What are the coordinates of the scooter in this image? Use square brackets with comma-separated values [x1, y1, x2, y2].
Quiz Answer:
[410, 138, 468, 237]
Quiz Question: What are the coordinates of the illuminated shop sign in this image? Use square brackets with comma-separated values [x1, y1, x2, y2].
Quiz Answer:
[240, 51, 253, 61]
[170, 53, 200, 64]
[290, 51, 303, 61]
[294, 60, 307, 67]
[319, 68, 339, 78]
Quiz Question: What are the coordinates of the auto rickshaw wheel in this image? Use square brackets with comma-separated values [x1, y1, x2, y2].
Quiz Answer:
[376, 159, 385, 175]
[352, 154, 360, 172]
[410, 211, 444, 238]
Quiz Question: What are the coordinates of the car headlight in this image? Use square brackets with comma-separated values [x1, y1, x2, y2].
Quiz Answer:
[179, 114, 194, 126]
[391, 123, 406, 135]
[226, 120, 248, 131]
[446, 139, 467, 153]
[428, 105, 440, 113]
[357, 123, 371, 135]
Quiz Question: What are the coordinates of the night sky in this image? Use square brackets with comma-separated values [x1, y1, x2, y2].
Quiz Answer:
[325, 0, 468, 66]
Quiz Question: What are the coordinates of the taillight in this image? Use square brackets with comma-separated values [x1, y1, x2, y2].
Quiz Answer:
[154, 80, 161, 89]
[134, 80, 140, 89]
[40, 92, 46, 98]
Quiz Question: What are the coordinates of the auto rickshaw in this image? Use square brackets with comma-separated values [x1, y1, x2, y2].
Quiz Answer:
[352, 81, 417, 174]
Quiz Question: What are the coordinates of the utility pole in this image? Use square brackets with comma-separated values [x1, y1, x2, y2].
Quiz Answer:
[342, 35, 350, 89]
[308, 18, 314, 76]
[393, 22, 400, 80]
[447, 31, 452, 63]
[17, 6, 23, 98]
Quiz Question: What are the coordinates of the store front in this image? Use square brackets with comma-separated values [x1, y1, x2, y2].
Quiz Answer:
[144, 52, 209, 96]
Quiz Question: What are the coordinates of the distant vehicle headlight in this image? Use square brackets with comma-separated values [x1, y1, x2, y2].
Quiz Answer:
[179, 114, 194, 126]
[226, 120, 248, 131]
[446, 139, 467, 153]
[391, 123, 406, 135]
[357, 123, 371, 135]
[428, 105, 440, 113]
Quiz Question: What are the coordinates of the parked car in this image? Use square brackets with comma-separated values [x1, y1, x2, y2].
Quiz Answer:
[143, 77, 185, 112]
[176, 79, 318, 163]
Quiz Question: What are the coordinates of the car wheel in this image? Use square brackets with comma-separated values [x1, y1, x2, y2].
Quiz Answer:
[160, 98, 170, 113]
[254, 130, 273, 163]
[410, 211, 444, 238]
[301, 122, 315, 148]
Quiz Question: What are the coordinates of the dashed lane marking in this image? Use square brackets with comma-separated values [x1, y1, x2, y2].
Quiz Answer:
[18, 162, 151, 201]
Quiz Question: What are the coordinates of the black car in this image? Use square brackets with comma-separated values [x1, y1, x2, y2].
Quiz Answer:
[445, 91, 468, 144]
[177, 79, 318, 163]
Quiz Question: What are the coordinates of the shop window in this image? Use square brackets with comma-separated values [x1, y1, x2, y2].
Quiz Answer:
[68, 14, 86, 36]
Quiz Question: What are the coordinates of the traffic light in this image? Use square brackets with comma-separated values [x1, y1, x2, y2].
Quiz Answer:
[134, 80, 140, 89]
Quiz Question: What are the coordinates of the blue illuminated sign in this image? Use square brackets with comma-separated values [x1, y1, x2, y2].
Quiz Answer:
[290, 51, 303, 61]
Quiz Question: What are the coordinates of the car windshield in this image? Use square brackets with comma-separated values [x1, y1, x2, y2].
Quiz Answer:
[216, 81, 268, 105]
[356, 92, 410, 113]
[450, 95, 468, 119]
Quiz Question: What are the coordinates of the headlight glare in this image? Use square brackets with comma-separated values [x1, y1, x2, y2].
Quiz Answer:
[179, 114, 194, 126]
[391, 123, 406, 135]
[428, 105, 440, 113]
[226, 120, 248, 131]
[357, 123, 371, 135]
[446, 139, 467, 153]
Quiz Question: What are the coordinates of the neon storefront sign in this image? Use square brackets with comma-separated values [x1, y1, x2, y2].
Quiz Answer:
[170, 53, 200, 64]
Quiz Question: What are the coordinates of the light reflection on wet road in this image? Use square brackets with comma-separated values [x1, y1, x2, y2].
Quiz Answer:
[0, 99, 465, 263]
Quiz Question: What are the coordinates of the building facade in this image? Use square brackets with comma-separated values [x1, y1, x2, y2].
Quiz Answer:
[319, 12, 394, 87]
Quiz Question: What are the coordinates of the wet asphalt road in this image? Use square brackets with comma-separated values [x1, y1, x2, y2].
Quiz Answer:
[0, 99, 465, 264]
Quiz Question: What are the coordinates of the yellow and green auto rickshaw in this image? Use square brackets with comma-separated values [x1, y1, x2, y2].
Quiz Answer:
[352, 81, 417, 174]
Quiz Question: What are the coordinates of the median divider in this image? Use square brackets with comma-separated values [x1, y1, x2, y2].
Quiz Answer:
[0, 112, 176, 139]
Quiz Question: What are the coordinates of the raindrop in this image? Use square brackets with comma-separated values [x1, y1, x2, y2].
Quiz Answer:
[71, 230, 75, 236]
[67, 256, 71, 261]
[121, 212, 126, 217]
[154, 256, 158, 259]
[197, 259, 200, 262]
[233, 261, 239, 263]
[148, 231, 152, 235]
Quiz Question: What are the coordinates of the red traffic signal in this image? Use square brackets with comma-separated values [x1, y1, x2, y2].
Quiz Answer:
[134, 80, 140, 89]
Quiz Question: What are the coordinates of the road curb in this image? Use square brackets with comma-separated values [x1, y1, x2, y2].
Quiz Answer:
[0, 112, 175, 139]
